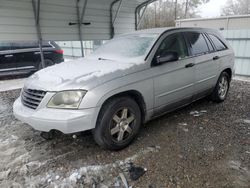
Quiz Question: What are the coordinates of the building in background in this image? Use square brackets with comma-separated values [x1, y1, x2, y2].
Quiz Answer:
[176, 15, 250, 77]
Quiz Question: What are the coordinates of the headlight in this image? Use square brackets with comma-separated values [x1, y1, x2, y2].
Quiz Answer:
[47, 90, 87, 109]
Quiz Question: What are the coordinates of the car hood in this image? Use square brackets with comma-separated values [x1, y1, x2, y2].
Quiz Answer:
[24, 57, 145, 91]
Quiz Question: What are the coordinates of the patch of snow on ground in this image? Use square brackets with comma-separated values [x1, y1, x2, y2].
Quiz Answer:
[18, 146, 160, 187]
[0, 79, 25, 92]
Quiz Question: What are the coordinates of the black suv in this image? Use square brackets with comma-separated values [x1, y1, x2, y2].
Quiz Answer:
[0, 41, 64, 78]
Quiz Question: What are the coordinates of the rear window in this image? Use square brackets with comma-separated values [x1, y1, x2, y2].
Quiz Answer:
[208, 34, 227, 51]
[185, 32, 209, 56]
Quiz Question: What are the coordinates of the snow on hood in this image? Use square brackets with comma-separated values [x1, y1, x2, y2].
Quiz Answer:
[25, 57, 144, 91]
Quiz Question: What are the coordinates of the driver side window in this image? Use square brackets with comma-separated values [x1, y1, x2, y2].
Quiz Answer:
[156, 33, 188, 59]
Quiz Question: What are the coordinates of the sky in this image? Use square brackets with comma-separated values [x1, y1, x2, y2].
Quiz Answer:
[198, 0, 228, 18]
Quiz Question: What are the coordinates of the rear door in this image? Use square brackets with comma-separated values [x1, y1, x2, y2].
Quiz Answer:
[184, 32, 219, 99]
[12, 41, 40, 71]
[207, 33, 230, 73]
[152, 32, 195, 114]
[0, 42, 16, 73]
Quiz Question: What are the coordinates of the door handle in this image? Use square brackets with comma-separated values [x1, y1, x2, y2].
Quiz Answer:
[185, 63, 195, 68]
[213, 56, 220, 60]
[5, 54, 13, 58]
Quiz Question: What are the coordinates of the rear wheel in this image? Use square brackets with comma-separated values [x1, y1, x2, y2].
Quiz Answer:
[211, 72, 230, 103]
[93, 97, 141, 150]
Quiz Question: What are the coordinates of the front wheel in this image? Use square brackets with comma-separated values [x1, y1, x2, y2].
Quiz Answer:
[211, 72, 230, 103]
[93, 97, 141, 150]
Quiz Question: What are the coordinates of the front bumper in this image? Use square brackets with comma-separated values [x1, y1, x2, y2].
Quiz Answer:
[13, 97, 98, 134]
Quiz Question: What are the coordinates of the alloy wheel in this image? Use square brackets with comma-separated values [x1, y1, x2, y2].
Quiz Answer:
[218, 75, 229, 99]
[110, 108, 135, 142]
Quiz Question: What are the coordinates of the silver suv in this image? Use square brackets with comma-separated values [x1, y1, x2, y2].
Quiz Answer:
[14, 27, 235, 150]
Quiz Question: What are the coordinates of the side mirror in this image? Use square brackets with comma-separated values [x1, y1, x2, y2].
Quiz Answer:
[156, 51, 179, 65]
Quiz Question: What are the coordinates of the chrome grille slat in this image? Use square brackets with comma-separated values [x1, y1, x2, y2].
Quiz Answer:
[21, 88, 46, 110]
[21, 98, 37, 109]
[24, 89, 46, 97]
[22, 95, 40, 105]
[22, 91, 43, 101]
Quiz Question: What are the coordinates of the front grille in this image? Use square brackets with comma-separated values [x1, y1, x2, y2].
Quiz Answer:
[21, 88, 46, 110]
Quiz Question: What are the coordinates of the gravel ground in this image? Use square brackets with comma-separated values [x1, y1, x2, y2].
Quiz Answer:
[0, 80, 250, 188]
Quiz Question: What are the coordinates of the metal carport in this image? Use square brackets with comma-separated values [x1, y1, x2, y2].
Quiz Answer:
[0, 0, 157, 67]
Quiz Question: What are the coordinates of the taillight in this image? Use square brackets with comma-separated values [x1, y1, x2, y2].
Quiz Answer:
[55, 49, 64, 54]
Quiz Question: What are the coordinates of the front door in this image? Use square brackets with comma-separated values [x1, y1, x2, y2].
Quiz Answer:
[152, 33, 195, 115]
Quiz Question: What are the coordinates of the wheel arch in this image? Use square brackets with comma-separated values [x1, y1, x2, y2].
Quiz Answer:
[222, 68, 232, 81]
[97, 90, 147, 124]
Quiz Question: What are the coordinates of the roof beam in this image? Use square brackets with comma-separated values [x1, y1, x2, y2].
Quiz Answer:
[110, 0, 123, 38]
[137, 4, 148, 29]
[32, 0, 45, 68]
[112, 0, 123, 25]
[135, 0, 158, 30]
[76, 0, 88, 57]
[80, 0, 88, 24]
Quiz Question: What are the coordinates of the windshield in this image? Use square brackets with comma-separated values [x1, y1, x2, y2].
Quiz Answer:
[91, 34, 158, 61]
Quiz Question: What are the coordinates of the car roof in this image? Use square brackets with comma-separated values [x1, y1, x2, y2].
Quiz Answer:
[121, 27, 219, 36]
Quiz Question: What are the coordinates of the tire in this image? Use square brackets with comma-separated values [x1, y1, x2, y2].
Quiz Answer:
[210, 72, 230, 103]
[39, 59, 55, 70]
[93, 97, 141, 150]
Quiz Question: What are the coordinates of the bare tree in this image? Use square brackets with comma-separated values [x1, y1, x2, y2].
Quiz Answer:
[140, 0, 209, 29]
[221, 0, 250, 16]
[175, 0, 178, 20]
[185, 0, 189, 18]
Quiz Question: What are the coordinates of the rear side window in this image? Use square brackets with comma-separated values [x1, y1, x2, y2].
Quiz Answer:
[204, 34, 214, 52]
[11, 41, 52, 50]
[0, 42, 12, 51]
[12, 42, 38, 50]
[208, 34, 227, 51]
[185, 32, 209, 56]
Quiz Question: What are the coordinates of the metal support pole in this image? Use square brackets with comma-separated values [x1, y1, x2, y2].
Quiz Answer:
[80, 0, 88, 24]
[174, 0, 178, 20]
[32, 0, 45, 69]
[135, 0, 157, 30]
[76, 0, 88, 57]
[135, 10, 138, 30]
[110, 0, 121, 38]
[137, 4, 148, 29]
[112, 0, 123, 25]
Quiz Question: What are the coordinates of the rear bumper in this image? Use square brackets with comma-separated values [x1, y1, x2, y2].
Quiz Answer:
[13, 97, 97, 134]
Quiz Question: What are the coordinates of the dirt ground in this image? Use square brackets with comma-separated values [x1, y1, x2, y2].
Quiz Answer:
[0, 80, 250, 188]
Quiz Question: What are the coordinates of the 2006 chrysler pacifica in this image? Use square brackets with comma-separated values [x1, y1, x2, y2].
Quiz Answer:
[14, 27, 234, 150]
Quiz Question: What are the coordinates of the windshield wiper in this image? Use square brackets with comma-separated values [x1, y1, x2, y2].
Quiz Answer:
[98, 57, 108, 61]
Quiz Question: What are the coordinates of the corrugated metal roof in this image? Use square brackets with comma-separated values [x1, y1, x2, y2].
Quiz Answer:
[0, 0, 156, 41]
